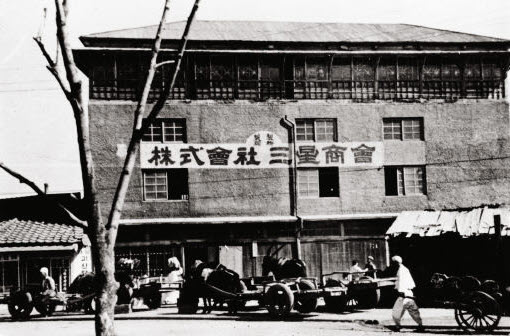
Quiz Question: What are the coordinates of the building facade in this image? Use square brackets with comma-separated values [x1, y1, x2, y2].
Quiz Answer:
[74, 21, 510, 278]
[0, 195, 92, 296]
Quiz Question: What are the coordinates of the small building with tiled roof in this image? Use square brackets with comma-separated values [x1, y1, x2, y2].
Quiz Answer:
[0, 195, 91, 295]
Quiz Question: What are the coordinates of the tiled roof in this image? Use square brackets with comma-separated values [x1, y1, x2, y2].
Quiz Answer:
[81, 20, 507, 44]
[0, 218, 84, 246]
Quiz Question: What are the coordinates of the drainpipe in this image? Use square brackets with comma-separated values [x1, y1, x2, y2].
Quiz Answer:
[280, 116, 302, 259]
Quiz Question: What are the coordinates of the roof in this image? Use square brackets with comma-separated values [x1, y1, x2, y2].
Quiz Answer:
[386, 207, 510, 237]
[0, 218, 85, 247]
[81, 20, 507, 44]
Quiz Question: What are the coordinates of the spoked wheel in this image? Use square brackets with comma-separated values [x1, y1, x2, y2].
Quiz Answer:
[8, 291, 34, 320]
[265, 283, 294, 317]
[455, 291, 501, 333]
[324, 295, 347, 312]
[356, 289, 381, 309]
[294, 280, 318, 314]
[34, 300, 57, 316]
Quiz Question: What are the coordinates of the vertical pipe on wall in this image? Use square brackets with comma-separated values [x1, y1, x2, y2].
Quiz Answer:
[280, 116, 302, 259]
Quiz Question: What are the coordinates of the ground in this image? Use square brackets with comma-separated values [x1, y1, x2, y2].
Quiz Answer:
[1, 303, 509, 336]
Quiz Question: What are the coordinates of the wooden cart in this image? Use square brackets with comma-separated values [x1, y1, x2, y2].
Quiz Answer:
[193, 276, 347, 317]
[321, 271, 397, 312]
[430, 273, 502, 333]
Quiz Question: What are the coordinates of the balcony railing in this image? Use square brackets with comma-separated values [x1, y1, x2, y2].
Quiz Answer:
[90, 78, 505, 101]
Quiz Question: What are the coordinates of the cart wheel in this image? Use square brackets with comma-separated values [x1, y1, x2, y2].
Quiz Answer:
[455, 291, 501, 332]
[265, 283, 294, 317]
[35, 301, 57, 316]
[8, 291, 33, 320]
[357, 289, 381, 309]
[145, 291, 162, 309]
[324, 295, 347, 312]
[294, 280, 318, 314]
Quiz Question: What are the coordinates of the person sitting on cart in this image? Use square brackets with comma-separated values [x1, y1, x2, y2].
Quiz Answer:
[348, 260, 367, 282]
[365, 256, 377, 278]
[167, 257, 184, 283]
[40, 267, 56, 300]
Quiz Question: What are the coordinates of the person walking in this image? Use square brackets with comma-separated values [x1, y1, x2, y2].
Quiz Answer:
[391, 255, 424, 332]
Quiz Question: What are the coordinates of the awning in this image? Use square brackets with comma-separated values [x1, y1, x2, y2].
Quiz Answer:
[119, 215, 297, 225]
[386, 207, 510, 237]
[0, 244, 78, 253]
[301, 213, 398, 221]
[120, 213, 399, 226]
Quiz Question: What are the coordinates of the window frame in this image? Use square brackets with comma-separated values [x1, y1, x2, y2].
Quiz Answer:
[296, 118, 337, 142]
[383, 117, 424, 141]
[385, 165, 426, 196]
[142, 169, 189, 202]
[142, 119, 187, 143]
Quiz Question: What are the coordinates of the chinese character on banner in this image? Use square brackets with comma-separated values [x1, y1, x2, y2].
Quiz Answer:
[180, 146, 205, 166]
[296, 145, 319, 164]
[206, 147, 232, 165]
[234, 147, 261, 166]
[159, 147, 175, 166]
[269, 146, 291, 164]
[148, 146, 161, 166]
[322, 145, 347, 164]
[254, 133, 261, 146]
[351, 144, 375, 163]
[266, 133, 274, 145]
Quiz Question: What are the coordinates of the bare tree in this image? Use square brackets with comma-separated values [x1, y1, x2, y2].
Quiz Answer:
[11, 0, 203, 335]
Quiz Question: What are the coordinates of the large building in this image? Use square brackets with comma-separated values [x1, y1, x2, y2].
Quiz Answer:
[74, 21, 510, 278]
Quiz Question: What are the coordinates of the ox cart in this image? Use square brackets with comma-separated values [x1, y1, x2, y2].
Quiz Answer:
[321, 271, 397, 312]
[209, 276, 347, 317]
[3, 285, 96, 320]
[430, 273, 503, 333]
[178, 274, 347, 317]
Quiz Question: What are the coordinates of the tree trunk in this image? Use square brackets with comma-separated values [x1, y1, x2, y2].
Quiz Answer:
[34, 1, 201, 334]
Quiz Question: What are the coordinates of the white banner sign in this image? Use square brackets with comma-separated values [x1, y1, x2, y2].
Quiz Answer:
[140, 135, 383, 169]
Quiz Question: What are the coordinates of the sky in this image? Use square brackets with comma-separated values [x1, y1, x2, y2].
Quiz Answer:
[0, 0, 509, 198]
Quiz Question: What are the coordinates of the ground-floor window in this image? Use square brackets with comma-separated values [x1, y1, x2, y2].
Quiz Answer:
[116, 246, 182, 277]
[0, 255, 19, 294]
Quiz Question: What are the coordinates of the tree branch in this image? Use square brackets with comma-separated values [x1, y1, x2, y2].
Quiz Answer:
[105, 0, 202, 247]
[0, 162, 88, 230]
[155, 60, 175, 68]
[0, 161, 45, 195]
[33, 36, 71, 96]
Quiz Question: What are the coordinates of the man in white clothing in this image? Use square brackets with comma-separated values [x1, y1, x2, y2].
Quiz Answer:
[391, 255, 424, 332]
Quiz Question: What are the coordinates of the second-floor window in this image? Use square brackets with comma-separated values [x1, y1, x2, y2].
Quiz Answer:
[298, 167, 339, 198]
[385, 166, 426, 196]
[142, 119, 186, 143]
[383, 118, 423, 140]
[296, 119, 337, 142]
[143, 169, 189, 201]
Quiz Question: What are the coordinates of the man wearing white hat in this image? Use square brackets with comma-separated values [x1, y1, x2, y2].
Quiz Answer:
[391, 256, 424, 332]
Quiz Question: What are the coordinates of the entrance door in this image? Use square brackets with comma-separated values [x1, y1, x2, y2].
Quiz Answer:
[219, 245, 243, 277]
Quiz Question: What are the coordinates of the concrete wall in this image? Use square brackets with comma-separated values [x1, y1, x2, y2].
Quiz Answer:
[89, 99, 510, 221]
